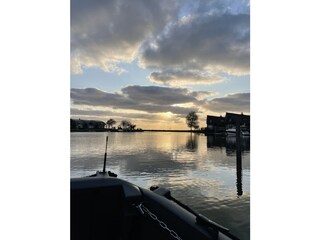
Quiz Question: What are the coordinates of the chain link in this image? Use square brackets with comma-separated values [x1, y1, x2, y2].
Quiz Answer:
[136, 203, 183, 240]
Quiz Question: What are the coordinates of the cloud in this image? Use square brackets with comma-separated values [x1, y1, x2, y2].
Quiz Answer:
[121, 85, 197, 105]
[71, 0, 180, 74]
[140, 12, 249, 85]
[71, 0, 250, 87]
[71, 87, 249, 117]
[203, 93, 250, 113]
[71, 108, 113, 117]
[71, 108, 168, 121]
[189, 91, 218, 100]
[140, 13, 249, 73]
[149, 69, 224, 86]
[71, 86, 201, 115]
[70, 88, 250, 128]
[190, 0, 250, 16]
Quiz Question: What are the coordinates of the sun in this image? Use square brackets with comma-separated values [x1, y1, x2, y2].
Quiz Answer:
[165, 111, 174, 117]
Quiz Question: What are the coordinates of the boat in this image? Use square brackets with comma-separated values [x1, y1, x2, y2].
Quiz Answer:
[225, 128, 250, 137]
[225, 128, 237, 136]
[240, 130, 250, 137]
[71, 171, 240, 240]
[71, 136, 240, 240]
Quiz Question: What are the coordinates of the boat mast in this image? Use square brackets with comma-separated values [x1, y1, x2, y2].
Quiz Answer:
[102, 136, 108, 173]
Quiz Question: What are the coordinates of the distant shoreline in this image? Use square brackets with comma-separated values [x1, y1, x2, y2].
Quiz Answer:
[71, 129, 205, 133]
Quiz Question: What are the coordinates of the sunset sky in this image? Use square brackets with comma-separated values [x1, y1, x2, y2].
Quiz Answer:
[70, 0, 250, 130]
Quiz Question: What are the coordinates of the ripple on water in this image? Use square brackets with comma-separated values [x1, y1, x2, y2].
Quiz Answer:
[71, 132, 250, 240]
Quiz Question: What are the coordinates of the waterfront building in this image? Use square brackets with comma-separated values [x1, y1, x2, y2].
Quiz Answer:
[206, 115, 226, 134]
[70, 119, 106, 130]
[206, 112, 250, 134]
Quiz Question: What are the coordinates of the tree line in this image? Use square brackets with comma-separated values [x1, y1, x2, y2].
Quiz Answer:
[106, 119, 137, 130]
[107, 111, 200, 131]
[71, 111, 199, 131]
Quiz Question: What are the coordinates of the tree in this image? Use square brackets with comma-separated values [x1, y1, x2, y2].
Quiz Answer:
[120, 120, 131, 129]
[106, 119, 116, 129]
[120, 120, 137, 130]
[186, 111, 199, 131]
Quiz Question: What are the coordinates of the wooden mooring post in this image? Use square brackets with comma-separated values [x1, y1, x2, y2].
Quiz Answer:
[236, 120, 243, 196]
[236, 145, 243, 196]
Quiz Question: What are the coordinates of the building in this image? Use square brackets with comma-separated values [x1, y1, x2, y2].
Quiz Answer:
[225, 112, 250, 131]
[206, 115, 226, 134]
[206, 112, 250, 134]
[71, 119, 106, 130]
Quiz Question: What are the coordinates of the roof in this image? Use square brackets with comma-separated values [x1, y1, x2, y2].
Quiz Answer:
[71, 119, 106, 124]
[206, 115, 225, 124]
[225, 112, 250, 124]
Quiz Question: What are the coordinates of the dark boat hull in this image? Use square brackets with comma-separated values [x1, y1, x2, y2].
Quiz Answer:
[71, 174, 239, 240]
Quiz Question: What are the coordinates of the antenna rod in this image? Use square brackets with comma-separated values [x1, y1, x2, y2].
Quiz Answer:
[102, 136, 108, 173]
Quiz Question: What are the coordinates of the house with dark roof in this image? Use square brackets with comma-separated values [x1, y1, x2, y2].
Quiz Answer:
[206, 112, 250, 134]
[225, 112, 250, 131]
[71, 119, 106, 130]
[206, 115, 226, 134]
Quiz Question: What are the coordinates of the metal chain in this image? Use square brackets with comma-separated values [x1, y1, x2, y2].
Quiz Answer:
[136, 203, 183, 240]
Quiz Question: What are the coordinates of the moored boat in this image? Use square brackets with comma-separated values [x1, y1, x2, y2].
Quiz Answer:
[225, 128, 237, 136]
[225, 128, 250, 137]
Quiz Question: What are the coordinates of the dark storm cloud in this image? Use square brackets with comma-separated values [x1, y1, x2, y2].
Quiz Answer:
[203, 93, 250, 112]
[71, 0, 180, 73]
[71, 86, 199, 115]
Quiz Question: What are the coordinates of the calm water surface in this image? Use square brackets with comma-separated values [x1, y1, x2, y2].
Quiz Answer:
[71, 132, 250, 239]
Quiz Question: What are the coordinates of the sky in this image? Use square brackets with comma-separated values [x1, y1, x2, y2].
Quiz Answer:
[70, 0, 250, 130]
[4, 2, 320, 239]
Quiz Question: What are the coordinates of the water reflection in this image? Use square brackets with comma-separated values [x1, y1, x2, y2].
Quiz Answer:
[206, 135, 250, 196]
[207, 135, 250, 153]
[185, 133, 198, 151]
[71, 132, 250, 240]
[236, 147, 243, 196]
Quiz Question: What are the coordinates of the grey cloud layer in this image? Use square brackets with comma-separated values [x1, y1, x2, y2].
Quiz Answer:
[149, 69, 224, 86]
[140, 13, 250, 75]
[203, 93, 250, 112]
[71, 86, 198, 115]
[191, 0, 250, 15]
[71, 108, 165, 121]
[71, 86, 249, 116]
[71, 0, 179, 73]
[71, 0, 250, 86]
[139, 11, 250, 85]
[121, 85, 196, 104]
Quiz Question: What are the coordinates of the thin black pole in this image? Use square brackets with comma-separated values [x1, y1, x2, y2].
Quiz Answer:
[235, 119, 243, 196]
[102, 136, 108, 173]
[236, 146, 243, 196]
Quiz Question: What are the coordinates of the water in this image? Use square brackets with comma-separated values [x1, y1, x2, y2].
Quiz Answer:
[71, 132, 250, 239]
